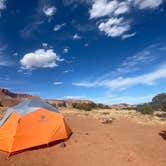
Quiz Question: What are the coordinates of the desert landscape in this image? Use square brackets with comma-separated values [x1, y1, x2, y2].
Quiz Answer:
[0, 88, 166, 166]
[0, 0, 166, 165]
[0, 108, 166, 166]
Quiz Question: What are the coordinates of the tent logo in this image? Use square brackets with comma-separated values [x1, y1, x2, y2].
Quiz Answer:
[39, 115, 46, 122]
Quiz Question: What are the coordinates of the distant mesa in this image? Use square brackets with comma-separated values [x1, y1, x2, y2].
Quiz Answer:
[0, 88, 94, 108]
[46, 99, 94, 107]
[0, 88, 41, 107]
[111, 103, 136, 110]
[0, 88, 134, 109]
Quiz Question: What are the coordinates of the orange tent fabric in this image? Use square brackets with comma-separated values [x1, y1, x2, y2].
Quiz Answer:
[0, 107, 71, 154]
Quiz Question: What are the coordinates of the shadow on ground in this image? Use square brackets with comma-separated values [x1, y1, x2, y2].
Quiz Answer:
[159, 130, 166, 141]
[156, 113, 166, 118]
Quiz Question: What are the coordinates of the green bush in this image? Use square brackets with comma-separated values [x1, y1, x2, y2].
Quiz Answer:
[97, 103, 111, 109]
[57, 102, 66, 107]
[152, 93, 166, 111]
[72, 103, 97, 111]
[72, 103, 111, 111]
[137, 103, 154, 115]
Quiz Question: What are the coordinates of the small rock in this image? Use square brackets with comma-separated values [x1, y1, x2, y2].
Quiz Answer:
[101, 118, 113, 124]
[59, 142, 66, 148]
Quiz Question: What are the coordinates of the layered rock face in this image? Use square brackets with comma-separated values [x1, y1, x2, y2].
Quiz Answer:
[46, 99, 93, 107]
[0, 88, 41, 107]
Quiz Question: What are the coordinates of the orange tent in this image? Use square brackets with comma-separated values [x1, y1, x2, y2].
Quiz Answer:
[0, 100, 71, 155]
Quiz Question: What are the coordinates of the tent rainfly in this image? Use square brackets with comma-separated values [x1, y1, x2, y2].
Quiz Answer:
[0, 99, 71, 155]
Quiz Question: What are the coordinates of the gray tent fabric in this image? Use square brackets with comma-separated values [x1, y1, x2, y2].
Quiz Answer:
[0, 99, 58, 126]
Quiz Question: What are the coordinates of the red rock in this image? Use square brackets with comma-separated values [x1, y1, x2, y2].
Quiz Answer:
[0, 88, 41, 107]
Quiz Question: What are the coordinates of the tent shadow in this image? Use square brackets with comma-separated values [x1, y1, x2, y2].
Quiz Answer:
[159, 130, 166, 141]
[10, 134, 72, 157]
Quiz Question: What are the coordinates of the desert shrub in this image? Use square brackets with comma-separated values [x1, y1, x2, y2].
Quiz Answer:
[97, 103, 111, 109]
[72, 103, 111, 111]
[72, 103, 97, 111]
[123, 107, 136, 110]
[137, 103, 154, 115]
[58, 102, 66, 107]
[161, 106, 166, 112]
[151, 93, 166, 111]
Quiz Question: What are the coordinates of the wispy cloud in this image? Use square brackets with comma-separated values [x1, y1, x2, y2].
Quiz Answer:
[73, 33, 81, 40]
[0, 44, 14, 67]
[73, 62, 166, 90]
[53, 23, 65, 31]
[43, 6, 56, 16]
[115, 44, 158, 74]
[72, 44, 166, 90]
[63, 69, 73, 73]
[84, 43, 89, 47]
[98, 17, 131, 37]
[20, 1, 56, 38]
[0, 0, 6, 15]
[122, 32, 136, 40]
[63, 95, 86, 99]
[92, 94, 155, 104]
[87, 44, 161, 83]
[63, 47, 69, 53]
[42, 43, 48, 47]
[134, 0, 164, 9]
[53, 81, 63, 85]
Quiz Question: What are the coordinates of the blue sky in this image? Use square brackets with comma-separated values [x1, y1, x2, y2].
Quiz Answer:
[0, 0, 166, 104]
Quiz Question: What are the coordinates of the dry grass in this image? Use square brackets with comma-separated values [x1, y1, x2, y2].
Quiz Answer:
[61, 108, 166, 125]
[0, 107, 166, 125]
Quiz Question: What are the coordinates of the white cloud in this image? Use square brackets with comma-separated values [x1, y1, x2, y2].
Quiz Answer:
[73, 63, 166, 90]
[63, 47, 69, 53]
[53, 23, 65, 31]
[134, 0, 163, 9]
[89, 0, 165, 38]
[63, 69, 73, 73]
[0, 0, 6, 11]
[92, 94, 155, 104]
[43, 6, 56, 16]
[84, 43, 89, 47]
[73, 34, 81, 40]
[114, 1, 130, 15]
[42, 43, 48, 47]
[121, 32, 136, 40]
[89, 0, 130, 18]
[53, 81, 63, 85]
[98, 17, 130, 37]
[20, 49, 63, 69]
[89, 0, 119, 19]
[90, 0, 164, 18]
[13, 52, 18, 56]
[64, 95, 86, 99]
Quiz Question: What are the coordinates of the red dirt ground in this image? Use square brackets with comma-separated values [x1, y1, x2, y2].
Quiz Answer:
[0, 113, 166, 166]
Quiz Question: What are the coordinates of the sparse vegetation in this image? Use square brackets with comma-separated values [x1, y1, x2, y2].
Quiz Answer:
[136, 93, 166, 115]
[151, 93, 166, 111]
[137, 103, 154, 115]
[72, 103, 97, 111]
[72, 103, 111, 111]
[58, 102, 66, 107]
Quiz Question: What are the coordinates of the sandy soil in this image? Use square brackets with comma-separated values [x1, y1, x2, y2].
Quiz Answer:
[0, 112, 166, 166]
